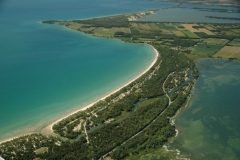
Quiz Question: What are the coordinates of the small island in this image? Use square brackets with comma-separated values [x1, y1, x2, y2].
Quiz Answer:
[1, 6, 240, 160]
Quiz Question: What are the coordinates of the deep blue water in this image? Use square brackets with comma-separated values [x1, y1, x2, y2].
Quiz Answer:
[0, 0, 175, 141]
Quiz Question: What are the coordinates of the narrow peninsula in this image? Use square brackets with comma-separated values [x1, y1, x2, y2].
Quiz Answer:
[1, 7, 240, 160]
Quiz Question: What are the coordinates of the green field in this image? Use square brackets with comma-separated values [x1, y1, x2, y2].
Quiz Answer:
[93, 27, 115, 37]
[232, 29, 240, 35]
[168, 27, 178, 31]
[156, 23, 168, 30]
[163, 23, 178, 31]
[182, 30, 199, 38]
[131, 23, 139, 29]
[189, 44, 223, 59]
[200, 24, 215, 30]
[93, 27, 129, 37]
[137, 98, 161, 110]
[202, 38, 229, 45]
[228, 38, 240, 46]
[80, 27, 96, 32]
[223, 31, 236, 36]
[35, 147, 48, 155]
[172, 31, 186, 37]
[148, 23, 160, 30]
[163, 23, 174, 27]
[117, 37, 131, 41]
[138, 23, 152, 30]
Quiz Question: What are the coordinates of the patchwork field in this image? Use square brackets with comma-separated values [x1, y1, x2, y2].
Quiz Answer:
[131, 23, 139, 29]
[164, 23, 178, 31]
[171, 24, 185, 30]
[161, 29, 173, 34]
[182, 30, 199, 38]
[228, 38, 240, 46]
[198, 28, 215, 35]
[172, 31, 186, 37]
[223, 31, 237, 36]
[202, 38, 229, 45]
[200, 24, 215, 30]
[167, 27, 178, 31]
[181, 24, 215, 35]
[80, 27, 96, 32]
[213, 46, 240, 59]
[47, 19, 240, 61]
[156, 23, 168, 30]
[188, 44, 224, 60]
[148, 23, 161, 30]
[93, 27, 130, 37]
[182, 24, 199, 32]
[93, 27, 115, 37]
[232, 29, 240, 35]
[163, 23, 175, 28]
[62, 22, 83, 30]
[138, 23, 152, 30]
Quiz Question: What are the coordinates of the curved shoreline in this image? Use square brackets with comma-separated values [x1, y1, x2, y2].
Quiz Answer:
[40, 45, 159, 136]
[0, 45, 158, 144]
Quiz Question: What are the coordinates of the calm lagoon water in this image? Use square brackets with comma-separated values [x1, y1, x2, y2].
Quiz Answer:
[137, 4, 240, 23]
[170, 59, 240, 160]
[0, 0, 175, 141]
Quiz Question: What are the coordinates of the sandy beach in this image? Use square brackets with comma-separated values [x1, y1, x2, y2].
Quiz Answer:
[0, 44, 158, 145]
[0, 45, 159, 144]
[41, 45, 159, 135]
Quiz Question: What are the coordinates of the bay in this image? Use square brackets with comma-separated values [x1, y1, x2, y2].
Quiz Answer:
[137, 4, 240, 23]
[0, 0, 175, 141]
[170, 59, 240, 159]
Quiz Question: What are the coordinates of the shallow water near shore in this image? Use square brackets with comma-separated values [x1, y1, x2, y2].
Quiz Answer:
[0, 0, 175, 141]
[169, 59, 240, 160]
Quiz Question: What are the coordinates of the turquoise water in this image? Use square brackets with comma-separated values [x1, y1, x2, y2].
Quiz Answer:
[137, 4, 240, 23]
[170, 59, 240, 160]
[0, 0, 176, 141]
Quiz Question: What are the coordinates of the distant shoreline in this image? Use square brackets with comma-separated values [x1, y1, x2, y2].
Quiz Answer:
[40, 44, 159, 136]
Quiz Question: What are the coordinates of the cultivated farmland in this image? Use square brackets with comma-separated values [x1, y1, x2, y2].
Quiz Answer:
[213, 46, 240, 59]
